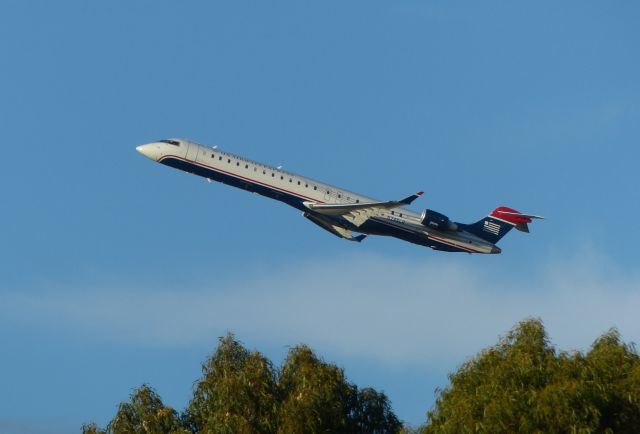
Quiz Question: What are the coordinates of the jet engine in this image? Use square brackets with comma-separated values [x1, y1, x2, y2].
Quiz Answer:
[420, 209, 458, 231]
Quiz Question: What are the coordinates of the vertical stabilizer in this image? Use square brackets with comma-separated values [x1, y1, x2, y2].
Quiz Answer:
[462, 206, 543, 244]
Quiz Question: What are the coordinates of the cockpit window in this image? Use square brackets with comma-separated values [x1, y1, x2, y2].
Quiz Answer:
[159, 139, 180, 146]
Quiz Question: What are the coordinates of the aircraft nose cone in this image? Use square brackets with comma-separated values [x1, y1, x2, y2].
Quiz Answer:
[136, 144, 157, 161]
[490, 246, 502, 254]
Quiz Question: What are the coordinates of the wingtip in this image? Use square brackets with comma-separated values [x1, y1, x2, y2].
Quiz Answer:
[399, 191, 424, 205]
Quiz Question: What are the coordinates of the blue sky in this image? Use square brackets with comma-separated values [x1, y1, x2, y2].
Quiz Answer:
[1, 1, 639, 432]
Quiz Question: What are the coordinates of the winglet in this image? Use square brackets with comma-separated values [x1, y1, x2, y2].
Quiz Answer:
[399, 191, 424, 205]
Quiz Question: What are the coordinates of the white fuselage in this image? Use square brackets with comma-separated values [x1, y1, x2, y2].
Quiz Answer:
[136, 138, 498, 254]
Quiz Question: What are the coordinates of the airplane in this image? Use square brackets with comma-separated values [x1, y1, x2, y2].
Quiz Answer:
[136, 138, 543, 254]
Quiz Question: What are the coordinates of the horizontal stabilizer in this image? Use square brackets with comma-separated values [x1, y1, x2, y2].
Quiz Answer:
[490, 207, 544, 225]
[497, 211, 545, 221]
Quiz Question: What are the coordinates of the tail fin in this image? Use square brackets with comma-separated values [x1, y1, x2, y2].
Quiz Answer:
[463, 206, 544, 244]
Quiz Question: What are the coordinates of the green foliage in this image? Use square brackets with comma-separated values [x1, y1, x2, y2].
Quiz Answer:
[277, 345, 402, 434]
[578, 330, 640, 433]
[422, 318, 640, 434]
[83, 322, 640, 434]
[106, 384, 187, 434]
[86, 333, 402, 434]
[278, 344, 353, 433]
[349, 387, 403, 434]
[81, 422, 106, 434]
[184, 334, 280, 434]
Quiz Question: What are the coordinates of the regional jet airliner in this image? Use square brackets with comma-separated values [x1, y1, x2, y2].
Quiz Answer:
[136, 139, 543, 254]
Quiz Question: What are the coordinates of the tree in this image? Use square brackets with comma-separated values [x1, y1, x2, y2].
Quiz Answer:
[81, 422, 106, 434]
[83, 334, 403, 434]
[421, 318, 640, 433]
[277, 345, 402, 434]
[184, 333, 279, 434]
[106, 384, 186, 434]
[349, 387, 403, 434]
[576, 330, 640, 433]
[277, 344, 354, 434]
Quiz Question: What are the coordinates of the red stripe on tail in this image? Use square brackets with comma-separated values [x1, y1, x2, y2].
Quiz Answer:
[490, 207, 532, 225]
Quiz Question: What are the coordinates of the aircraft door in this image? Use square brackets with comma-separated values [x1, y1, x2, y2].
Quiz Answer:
[324, 188, 333, 202]
[185, 142, 199, 161]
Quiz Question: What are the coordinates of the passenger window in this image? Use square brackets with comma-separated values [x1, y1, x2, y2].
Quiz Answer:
[314, 186, 317, 190]
[211, 154, 214, 158]
[297, 181, 301, 185]
[263, 170, 266, 174]
[219, 156, 222, 160]
[338, 194, 341, 198]
[305, 183, 308, 188]
[280, 176, 283, 180]
[227, 159, 231, 163]
[289, 178, 292, 182]
[236, 162, 240, 166]
[356, 199, 360, 203]
[272, 173, 275, 177]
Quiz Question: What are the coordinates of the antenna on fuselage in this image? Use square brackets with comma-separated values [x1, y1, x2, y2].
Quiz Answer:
[212, 145, 218, 149]
[277, 165, 283, 170]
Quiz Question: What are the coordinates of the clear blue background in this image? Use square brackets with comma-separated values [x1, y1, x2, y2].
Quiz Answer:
[1, 1, 639, 432]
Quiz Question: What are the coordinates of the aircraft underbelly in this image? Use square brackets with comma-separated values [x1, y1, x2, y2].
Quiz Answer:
[161, 157, 309, 210]
[358, 219, 474, 252]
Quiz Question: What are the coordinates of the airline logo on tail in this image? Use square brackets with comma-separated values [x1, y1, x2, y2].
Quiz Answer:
[483, 220, 502, 236]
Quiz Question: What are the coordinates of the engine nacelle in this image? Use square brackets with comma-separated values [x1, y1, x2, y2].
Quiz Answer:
[420, 209, 458, 231]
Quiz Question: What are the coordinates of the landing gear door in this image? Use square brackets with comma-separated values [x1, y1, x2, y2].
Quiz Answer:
[185, 142, 198, 161]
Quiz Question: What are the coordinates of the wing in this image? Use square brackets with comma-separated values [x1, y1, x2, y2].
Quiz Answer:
[304, 191, 423, 226]
[303, 212, 366, 242]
